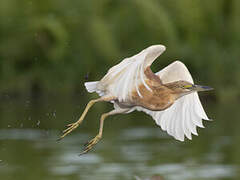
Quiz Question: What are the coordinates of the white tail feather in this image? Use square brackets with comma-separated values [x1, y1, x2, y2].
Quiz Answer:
[84, 81, 99, 93]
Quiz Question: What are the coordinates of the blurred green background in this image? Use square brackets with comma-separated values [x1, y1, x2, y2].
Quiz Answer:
[0, 0, 239, 101]
[0, 0, 240, 180]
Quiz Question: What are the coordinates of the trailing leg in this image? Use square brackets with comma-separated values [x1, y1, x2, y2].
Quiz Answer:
[80, 108, 128, 155]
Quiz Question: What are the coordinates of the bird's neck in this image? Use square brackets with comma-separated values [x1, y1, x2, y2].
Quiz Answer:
[176, 91, 192, 99]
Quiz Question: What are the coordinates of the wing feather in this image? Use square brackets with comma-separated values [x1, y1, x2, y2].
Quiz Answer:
[136, 61, 210, 141]
[98, 45, 166, 102]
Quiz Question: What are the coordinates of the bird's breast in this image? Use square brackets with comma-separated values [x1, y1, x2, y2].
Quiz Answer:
[131, 81, 175, 111]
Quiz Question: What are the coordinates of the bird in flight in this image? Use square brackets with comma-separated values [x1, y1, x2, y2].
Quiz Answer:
[59, 45, 213, 155]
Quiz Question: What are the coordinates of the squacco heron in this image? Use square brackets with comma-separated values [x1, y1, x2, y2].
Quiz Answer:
[59, 45, 213, 155]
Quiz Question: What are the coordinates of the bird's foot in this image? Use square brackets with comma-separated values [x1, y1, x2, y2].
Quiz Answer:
[79, 135, 102, 155]
[58, 122, 81, 141]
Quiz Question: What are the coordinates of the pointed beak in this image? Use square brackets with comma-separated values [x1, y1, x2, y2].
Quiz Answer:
[192, 85, 214, 92]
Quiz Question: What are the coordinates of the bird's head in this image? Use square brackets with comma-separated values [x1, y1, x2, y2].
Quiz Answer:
[165, 80, 213, 98]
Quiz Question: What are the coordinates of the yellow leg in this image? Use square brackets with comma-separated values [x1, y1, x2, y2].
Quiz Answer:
[80, 108, 128, 155]
[58, 96, 115, 141]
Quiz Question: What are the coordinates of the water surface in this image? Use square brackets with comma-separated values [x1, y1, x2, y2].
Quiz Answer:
[0, 95, 239, 180]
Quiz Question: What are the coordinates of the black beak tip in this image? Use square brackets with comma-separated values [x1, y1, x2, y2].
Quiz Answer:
[203, 86, 213, 90]
[200, 85, 214, 91]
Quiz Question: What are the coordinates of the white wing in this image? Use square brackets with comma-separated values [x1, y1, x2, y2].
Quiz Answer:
[136, 61, 210, 141]
[98, 45, 166, 102]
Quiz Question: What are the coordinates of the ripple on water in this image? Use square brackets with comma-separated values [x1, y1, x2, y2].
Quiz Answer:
[0, 129, 48, 140]
[121, 127, 169, 141]
[61, 152, 102, 164]
[50, 152, 103, 176]
[0, 128, 238, 180]
[150, 164, 237, 180]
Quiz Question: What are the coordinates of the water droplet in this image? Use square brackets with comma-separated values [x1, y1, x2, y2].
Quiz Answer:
[37, 120, 41, 126]
[53, 111, 56, 117]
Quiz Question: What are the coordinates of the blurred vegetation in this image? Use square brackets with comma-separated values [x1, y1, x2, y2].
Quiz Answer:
[0, 0, 239, 102]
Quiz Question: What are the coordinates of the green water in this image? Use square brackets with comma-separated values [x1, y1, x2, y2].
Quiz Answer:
[0, 94, 239, 180]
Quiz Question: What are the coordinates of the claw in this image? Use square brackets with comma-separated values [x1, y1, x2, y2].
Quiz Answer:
[84, 138, 95, 147]
[66, 123, 74, 127]
[79, 149, 89, 156]
[79, 135, 101, 155]
[58, 122, 80, 141]
[83, 140, 90, 147]
[63, 125, 75, 133]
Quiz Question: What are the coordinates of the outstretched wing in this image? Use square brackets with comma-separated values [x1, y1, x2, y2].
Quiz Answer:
[98, 45, 166, 102]
[136, 61, 210, 141]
